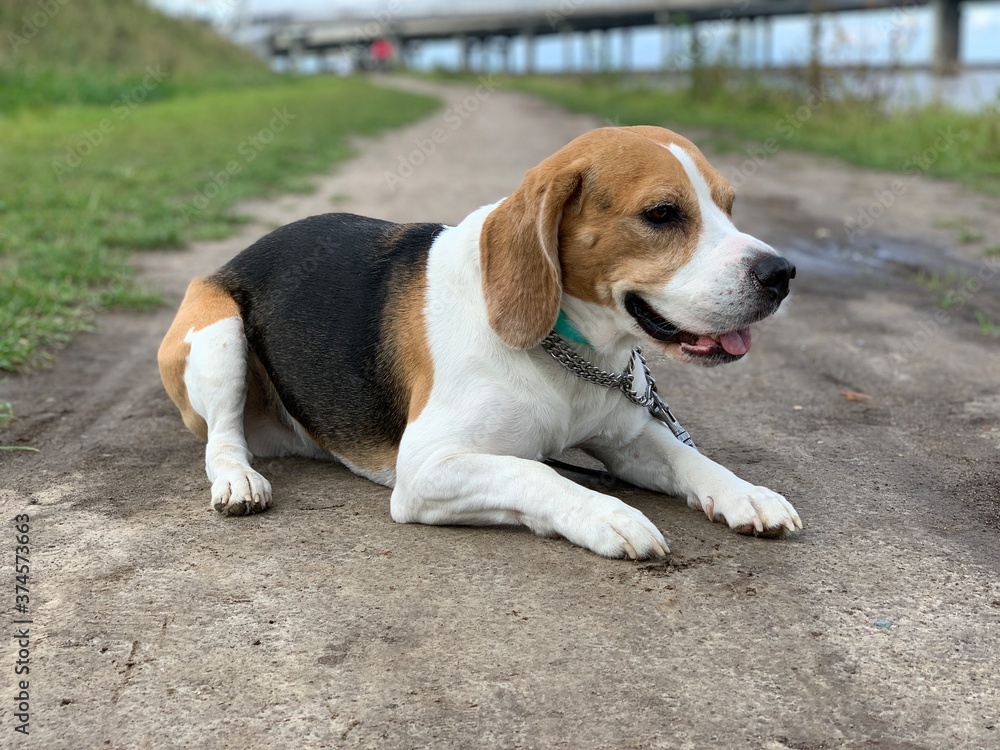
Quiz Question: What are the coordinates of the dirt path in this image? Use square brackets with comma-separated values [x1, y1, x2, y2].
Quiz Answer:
[2, 77, 999, 749]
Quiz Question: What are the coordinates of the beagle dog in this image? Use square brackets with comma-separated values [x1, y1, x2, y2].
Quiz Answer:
[158, 126, 801, 559]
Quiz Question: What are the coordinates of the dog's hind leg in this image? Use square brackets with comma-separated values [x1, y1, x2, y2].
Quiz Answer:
[186, 317, 273, 515]
[158, 278, 271, 516]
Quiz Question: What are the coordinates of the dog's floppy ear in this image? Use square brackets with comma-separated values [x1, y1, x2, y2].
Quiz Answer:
[480, 160, 583, 349]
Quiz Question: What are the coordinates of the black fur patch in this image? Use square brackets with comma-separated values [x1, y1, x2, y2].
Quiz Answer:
[212, 213, 446, 455]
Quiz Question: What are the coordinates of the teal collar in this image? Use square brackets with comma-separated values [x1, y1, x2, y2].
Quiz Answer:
[553, 310, 591, 347]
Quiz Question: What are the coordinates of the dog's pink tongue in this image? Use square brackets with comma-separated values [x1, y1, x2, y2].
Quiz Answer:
[718, 328, 752, 356]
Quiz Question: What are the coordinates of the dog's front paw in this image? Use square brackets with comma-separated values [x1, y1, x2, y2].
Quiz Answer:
[555, 498, 670, 560]
[692, 483, 801, 537]
[210, 468, 272, 516]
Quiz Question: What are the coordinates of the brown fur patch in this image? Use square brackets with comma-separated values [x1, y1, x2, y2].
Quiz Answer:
[157, 277, 241, 440]
[382, 264, 435, 425]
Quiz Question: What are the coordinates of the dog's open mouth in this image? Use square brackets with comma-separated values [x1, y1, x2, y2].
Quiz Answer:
[624, 292, 752, 361]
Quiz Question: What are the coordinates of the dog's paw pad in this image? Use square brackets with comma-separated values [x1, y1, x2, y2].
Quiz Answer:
[210, 469, 271, 516]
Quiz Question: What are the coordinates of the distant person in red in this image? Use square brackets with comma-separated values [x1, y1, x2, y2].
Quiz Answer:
[370, 38, 394, 71]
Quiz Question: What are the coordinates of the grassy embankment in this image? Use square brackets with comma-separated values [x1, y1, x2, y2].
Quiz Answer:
[0, 0, 439, 372]
[0, 0, 275, 109]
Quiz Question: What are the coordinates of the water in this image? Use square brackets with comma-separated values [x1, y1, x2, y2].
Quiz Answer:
[614, 66, 1000, 112]
[832, 68, 1000, 111]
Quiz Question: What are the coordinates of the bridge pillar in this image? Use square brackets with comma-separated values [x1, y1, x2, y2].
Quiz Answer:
[933, 0, 961, 75]
[289, 40, 304, 74]
[388, 34, 402, 70]
[728, 16, 741, 66]
[655, 11, 672, 70]
[493, 37, 501, 73]
[621, 26, 633, 72]
[401, 41, 417, 71]
[761, 16, 773, 69]
[598, 29, 610, 72]
[476, 38, 488, 72]
[595, 29, 609, 72]
[500, 36, 513, 74]
[584, 30, 596, 71]
[689, 23, 702, 71]
[458, 34, 470, 73]
[808, 9, 823, 90]
[562, 26, 574, 73]
[524, 30, 536, 74]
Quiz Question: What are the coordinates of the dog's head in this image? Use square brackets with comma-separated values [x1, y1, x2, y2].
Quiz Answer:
[480, 126, 794, 366]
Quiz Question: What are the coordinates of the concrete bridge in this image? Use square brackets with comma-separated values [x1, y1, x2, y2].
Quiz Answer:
[262, 0, 975, 76]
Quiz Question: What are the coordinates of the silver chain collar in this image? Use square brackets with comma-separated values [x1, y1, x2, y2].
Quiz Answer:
[540, 332, 696, 449]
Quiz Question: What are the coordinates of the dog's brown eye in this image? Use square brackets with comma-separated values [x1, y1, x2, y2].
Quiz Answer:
[643, 203, 682, 226]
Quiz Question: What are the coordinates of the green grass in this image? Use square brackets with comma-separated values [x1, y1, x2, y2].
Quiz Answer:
[908, 268, 999, 338]
[957, 228, 984, 244]
[506, 73, 1000, 195]
[0, 0, 275, 111]
[976, 311, 999, 337]
[0, 76, 440, 371]
[932, 216, 973, 229]
[915, 269, 970, 308]
[931, 216, 990, 248]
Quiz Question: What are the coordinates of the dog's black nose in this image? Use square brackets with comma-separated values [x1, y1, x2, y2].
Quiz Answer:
[751, 254, 795, 300]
